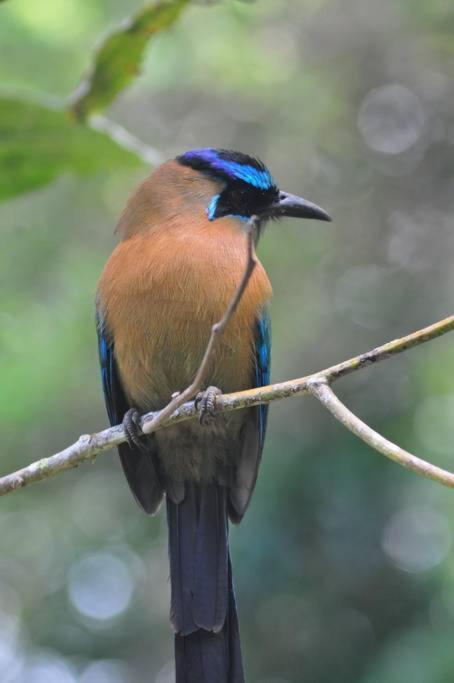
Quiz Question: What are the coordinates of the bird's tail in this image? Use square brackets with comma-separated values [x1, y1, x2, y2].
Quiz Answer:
[166, 483, 244, 683]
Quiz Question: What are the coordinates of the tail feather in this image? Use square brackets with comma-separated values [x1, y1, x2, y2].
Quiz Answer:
[174, 629, 228, 683]
[225, 555, 245, 682]
[194, 485, 228, 632]
[167, 485, 199, 635]
[167, 483, 244, 683]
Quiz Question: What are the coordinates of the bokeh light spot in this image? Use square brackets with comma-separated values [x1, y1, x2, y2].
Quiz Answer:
[21, 653, 77, 683]
[334, 264, 392, 328]
[67, 553, 134, 622]
[414, 394, 454, 456]
[382, 506, 451, 573]
[80, 659, 131, 683]
[358, 84, 425, 154]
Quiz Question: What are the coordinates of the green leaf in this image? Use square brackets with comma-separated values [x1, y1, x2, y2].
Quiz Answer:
[0, 97, 142, 201]
[70, 0, 190, 121]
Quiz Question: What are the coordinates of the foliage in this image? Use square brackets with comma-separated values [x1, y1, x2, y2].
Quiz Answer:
[0, 97, 141, 200]
[70, 0, 190, 120]
[0, 0, 188, 200]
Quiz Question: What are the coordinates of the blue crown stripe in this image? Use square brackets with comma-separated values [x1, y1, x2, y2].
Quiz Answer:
[182, 148, 275, 190]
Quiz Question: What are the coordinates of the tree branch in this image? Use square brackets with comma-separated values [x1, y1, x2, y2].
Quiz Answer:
[306, 378, 454, 487]
[1, 313, 452, 497]
[89, 115, 163, 166]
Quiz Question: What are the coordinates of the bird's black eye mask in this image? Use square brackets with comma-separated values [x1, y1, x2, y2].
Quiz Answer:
[177, 148, 279, 221]
[207, 182, 280, 222]
[177, 147, 331, 225]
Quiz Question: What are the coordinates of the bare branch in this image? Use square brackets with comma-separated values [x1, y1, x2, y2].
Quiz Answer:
[307, 379, 454, 488]
[0, 313, 452, 497]
[89, 115, 163, 166]
[199, 314, 454, 412]
[319, 315, 454, 382]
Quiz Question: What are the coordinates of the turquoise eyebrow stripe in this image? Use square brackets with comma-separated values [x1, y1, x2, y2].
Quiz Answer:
[183, 149, 275, 190]
[224, 162, 273, 189]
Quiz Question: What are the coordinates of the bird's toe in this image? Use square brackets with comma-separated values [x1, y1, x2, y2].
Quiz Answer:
[123, 408, 147, 451]
[195, 386, 222, 424]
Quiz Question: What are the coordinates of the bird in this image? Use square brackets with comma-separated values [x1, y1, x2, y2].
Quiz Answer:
[96, 148, 330, 683]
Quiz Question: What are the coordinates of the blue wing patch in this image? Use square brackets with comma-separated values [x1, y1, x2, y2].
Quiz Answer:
[255, 307, 271, 450]
[228, 307, 272, 522]
[96, 307, 164, 514]
[96, 310, 127, 426]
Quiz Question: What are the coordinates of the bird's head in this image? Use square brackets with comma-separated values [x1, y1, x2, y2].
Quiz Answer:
[116, 148, 330, 238]
[177, 147, 331, 226]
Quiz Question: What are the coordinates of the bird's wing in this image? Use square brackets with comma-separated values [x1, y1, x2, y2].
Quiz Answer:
[255, 307, 272, 449]
[96, 309, 164, 514]
[228, 307, 271, 523]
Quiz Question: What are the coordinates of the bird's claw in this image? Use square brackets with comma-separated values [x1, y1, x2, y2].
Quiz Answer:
[123, 408, 147, 451]
[195, 386, 222, 424]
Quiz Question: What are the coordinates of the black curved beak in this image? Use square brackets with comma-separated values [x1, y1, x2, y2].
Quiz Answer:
[269, 191, 331, 222]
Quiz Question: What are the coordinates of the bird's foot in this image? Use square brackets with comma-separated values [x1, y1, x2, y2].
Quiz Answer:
[195, 386, 222, 424]
[123, 408, 147, 451]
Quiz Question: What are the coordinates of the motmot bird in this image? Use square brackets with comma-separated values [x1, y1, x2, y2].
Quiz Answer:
[96, 148, 330, 682]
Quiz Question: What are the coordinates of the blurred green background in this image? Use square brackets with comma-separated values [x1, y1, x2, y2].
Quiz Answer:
[1, 1, 453, 681]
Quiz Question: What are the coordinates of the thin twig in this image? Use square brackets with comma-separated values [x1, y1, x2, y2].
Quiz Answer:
[0, 314, 452, 497]
[140, 215, 259, 436]
[307, 379, 454, 488]
[90, 115, 163, 166]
